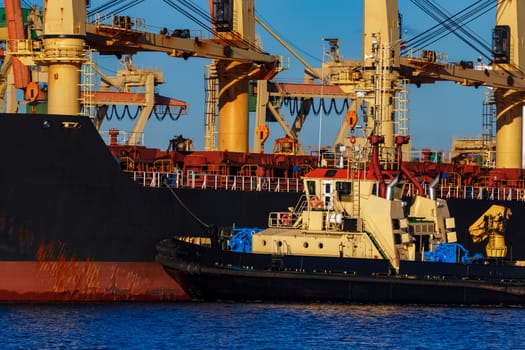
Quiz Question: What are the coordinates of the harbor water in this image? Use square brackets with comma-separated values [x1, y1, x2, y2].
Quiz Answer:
[0, 302, 523, 349]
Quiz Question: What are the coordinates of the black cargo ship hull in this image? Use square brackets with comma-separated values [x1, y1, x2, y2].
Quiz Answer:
[0, 114, 299, 301]
[156, 238, 525, 305]
[0, 113, 524, 301]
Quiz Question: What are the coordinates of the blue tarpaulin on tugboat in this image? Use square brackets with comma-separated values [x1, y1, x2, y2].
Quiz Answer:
[228, 227, 262, 253]
[424, 242, 483, 263]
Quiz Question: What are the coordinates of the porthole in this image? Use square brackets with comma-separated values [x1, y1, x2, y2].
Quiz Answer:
[303, 242, 309, 248]
[262, 240, 267, 246]
[278, 241, 283, 247]
[318, 242, 324, 249]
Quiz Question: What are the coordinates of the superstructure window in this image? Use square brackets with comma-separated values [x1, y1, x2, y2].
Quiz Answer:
[336, 181, 352, 202]
[336, 181, 352, 195]
[307, 181, 316, 196]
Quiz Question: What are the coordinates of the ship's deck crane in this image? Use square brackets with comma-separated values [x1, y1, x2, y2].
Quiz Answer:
[1, 1, 187, 143]
[306, 0, 525, 168]
[5, 0, 279, 152]
[249, 17, 360, 154]
[5, 0, 525, 161]
[468, 204, 512, 259]
[396, 1, 525, 169]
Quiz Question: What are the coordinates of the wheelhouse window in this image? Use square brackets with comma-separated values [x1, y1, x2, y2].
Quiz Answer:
[307, 180, 316, 196]
[336, 181, 352, 202]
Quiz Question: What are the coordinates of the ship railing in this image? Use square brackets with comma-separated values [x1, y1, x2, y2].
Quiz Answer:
[424, 184, 525, 202]
[5, 39, 41, 57]
[91, 13, 147, 33]
[409, 150, 452, 163]
[318, 148, 455, 170]
[129, 170, 303, 192]
[405, 48, 449, 65]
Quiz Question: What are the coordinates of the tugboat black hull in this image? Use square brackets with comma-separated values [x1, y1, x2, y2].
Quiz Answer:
[157, 238, 525, 306]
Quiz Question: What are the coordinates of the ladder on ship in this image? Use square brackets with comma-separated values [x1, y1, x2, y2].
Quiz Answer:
[80, 49, 96, 120]
[395, 79, 409, 137]
[482, 91, 496, 167]
[395, 79, 410, 161]
[204, 63, 219, 151]
[363, 230, 395, 271]
[283, 194, 307, 228]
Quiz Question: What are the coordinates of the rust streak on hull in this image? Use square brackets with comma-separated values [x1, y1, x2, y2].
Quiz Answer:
[0, 261, 190, 302]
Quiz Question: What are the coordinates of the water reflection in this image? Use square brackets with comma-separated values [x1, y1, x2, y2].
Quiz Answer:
[0, 303, 523, 349]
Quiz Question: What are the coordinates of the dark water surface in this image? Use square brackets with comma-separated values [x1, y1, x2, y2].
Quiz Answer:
[0, 302, 523, 349]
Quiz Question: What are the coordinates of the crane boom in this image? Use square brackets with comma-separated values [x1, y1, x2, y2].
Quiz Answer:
[85, 22, 277, 66]
[4, 0, 30, 89]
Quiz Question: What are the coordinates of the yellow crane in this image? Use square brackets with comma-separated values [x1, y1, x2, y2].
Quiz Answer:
[468, 204, 512, 258]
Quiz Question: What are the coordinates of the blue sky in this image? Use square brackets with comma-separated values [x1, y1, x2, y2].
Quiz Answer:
[94, 1, 496, 152]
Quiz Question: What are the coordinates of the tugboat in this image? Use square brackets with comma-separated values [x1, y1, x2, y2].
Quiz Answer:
[156, 135, 525, 305]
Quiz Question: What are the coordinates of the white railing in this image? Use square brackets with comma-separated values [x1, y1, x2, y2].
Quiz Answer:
[126, 169, 525, 201]
[127, 170, 303, 193]
[422, 184, 525, 202]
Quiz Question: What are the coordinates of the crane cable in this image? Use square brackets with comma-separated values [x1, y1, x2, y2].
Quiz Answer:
[405, 0, 525, 74]
[405, 0, 492, 50]
[404, 0, 497, 60]
[254, 10, 321, 65]
[414, 0, 493, 56]
[87, 0, 144, 18]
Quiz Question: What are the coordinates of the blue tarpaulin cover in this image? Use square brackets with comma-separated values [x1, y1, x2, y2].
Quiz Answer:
[228, 227, 262, 253]
[424, 242, 483, 263]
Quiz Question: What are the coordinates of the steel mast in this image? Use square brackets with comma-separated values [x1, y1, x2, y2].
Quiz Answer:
[362, 0, 400, 155]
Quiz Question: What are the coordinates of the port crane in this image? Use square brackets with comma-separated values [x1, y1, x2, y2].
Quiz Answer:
[393, 1, 525, 169]
[3, 0, 279, 151]
[3, 0, 525, 168]
[1, 0, 188, 144]
[300, 0, 525, 169]
[85, 0, 280, 153]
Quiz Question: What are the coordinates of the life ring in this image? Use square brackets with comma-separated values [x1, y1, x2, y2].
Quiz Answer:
[280, 213, 291, 225]
[309, 195, 323, 208]
[344, 110, 358, 129]
[349, 135, 356, 144]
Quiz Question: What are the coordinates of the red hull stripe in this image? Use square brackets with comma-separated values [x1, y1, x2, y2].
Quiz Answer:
[0, 261, 190, 302]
